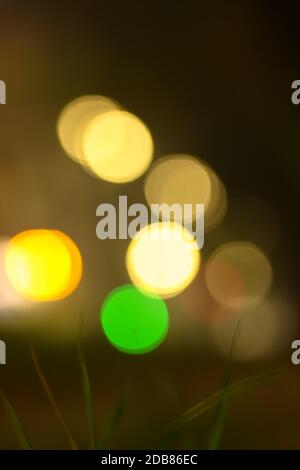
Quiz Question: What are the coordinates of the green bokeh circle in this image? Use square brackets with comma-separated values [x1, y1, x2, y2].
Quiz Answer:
[101, 284, 169, 354]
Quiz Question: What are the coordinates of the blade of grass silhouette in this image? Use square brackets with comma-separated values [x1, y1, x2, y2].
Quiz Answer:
[0, 389, 31, 449]
[77, 342, 97, 450]
[98, 386, 128, 449]
[28, 342, 79, 450]
[208, 322, 240, 450]
[149, 368, 282, 449]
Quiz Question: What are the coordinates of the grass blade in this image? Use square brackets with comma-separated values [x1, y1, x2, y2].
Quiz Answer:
[77, 342, 97, 450]
[98, 387, 128, 449]
[28, 342, 79, 450]
[208, 323, 240, 450]
[0, 389, 31, 449]
[149, 368, 283, 449]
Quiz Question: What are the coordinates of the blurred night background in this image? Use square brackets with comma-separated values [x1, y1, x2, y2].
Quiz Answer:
[1, 0, 300, 449]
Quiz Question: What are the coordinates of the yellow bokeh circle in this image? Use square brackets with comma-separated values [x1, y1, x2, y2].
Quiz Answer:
[144, 154, 227, 231]
[4, 230, 82, 301]
[144, 155, 211, 223]
[126, 222, 200, 298]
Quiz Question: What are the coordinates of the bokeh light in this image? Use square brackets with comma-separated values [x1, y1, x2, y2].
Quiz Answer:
[57, 95, 120, 164]
[52, 230, 83, 298]
[101, 284, 169, 354]
[0, 238, 27, 311]
[144, 154, 227, 230]
[179, 268, 239, 325]
[126, 222, 200, 298]
[82, 110, 154, 183]
[205, 242, 272, 310]
[210, 299, 297, 361]
[204, 165, 228, 232]
[4, 230, 82, 301]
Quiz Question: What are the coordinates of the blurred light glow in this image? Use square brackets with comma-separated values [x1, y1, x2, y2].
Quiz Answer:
[126, 222, 200, 298]
[0, 239, 27, 311]
[52, 230, 83, 298]
[144, 155, 211, 223]
[210, 299, 297, 361]
[204, 166, 228, 232]
[57, 95, 120, 164]
[144, 154, 227, 231]
[211, 196, 281, 253]
[101, 284, 169, 354]
[4, 230, 82, 301]
[179, 267, 240, 325]
[205, 242, 272, 310]
[82, 110, 153, 183]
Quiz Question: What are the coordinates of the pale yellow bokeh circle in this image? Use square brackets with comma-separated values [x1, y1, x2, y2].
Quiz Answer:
[205, 242, 272, 310]
[82, 110, 154, 183]
[4, 230, 82, 302]
[204, 166, 228, 232]
[57, 95, 119, 164]
[126, 222, 200, 298]
[144, 155, 212, 223]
